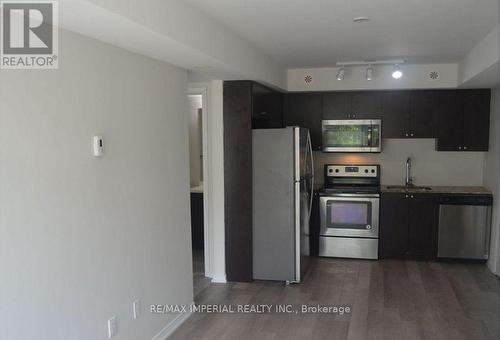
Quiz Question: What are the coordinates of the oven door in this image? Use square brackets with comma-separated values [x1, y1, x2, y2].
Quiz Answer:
[320, 194, 379, 238]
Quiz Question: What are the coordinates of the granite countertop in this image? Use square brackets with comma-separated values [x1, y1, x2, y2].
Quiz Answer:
[381, 185, 492, 195]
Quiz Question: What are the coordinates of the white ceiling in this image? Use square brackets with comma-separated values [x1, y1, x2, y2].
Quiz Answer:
[186, 0, 500, 68]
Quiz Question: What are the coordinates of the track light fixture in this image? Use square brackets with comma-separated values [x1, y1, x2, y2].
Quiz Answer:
[392, 64, 403, 79]
[335, 59, 405, 81]
[366, 65, 373, 81]
[336, 67, 345, 81]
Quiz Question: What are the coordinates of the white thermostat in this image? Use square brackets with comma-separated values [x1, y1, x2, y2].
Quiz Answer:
[93, 136, 104, 157]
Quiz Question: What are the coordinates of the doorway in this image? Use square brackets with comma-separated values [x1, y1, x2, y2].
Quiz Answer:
[188, 89, 211, 296]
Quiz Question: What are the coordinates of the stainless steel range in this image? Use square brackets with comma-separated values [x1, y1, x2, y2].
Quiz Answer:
[319, 165, 380, 259]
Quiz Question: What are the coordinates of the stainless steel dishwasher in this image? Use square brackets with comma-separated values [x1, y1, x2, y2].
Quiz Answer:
[438, 194, 493, 260]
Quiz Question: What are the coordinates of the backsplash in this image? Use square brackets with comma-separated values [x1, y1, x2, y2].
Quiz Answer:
[313, 139, 485, 187]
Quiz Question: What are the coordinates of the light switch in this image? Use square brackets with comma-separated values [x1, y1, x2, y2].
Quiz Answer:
[93, 136, 104, 157]
[107, 316, 117, 338]
[133, 299, 141, 319]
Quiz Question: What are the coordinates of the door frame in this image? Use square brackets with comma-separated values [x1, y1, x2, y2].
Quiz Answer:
[188, 86, 213, 278]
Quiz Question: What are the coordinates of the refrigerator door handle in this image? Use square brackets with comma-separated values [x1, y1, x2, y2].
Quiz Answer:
[307, 132, 314, 220]
[294, 180, 301, 283]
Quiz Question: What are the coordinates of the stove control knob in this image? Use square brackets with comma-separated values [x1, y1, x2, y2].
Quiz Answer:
[335, 169, 339, 173]
[364, 169, 369, 173]
[366, 225, 372, 230]
[328, 168, 333, 173]
[371, 169, 375, 173]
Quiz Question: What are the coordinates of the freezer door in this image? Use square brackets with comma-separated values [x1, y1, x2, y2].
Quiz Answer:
[295, 128, 314, 217]
[295, 128, 313, 180]
[293, 128, 313, 282]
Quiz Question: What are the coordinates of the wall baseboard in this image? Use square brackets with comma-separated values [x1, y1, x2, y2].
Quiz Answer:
[211, 274, 227, 283]
[151, 303, 194, 340]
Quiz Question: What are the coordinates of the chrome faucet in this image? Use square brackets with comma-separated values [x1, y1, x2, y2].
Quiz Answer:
[405, 157, 413, 187]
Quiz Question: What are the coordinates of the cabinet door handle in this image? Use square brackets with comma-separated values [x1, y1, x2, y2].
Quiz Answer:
[410, 195, 414, 199]
[352, 114, 356, 118]
[405, 194, 409, 198]
[463, 146, 468, 150]
[405, 133, 409, 137]
[459, 146, 462, 150]
[410, 133, 414, 137]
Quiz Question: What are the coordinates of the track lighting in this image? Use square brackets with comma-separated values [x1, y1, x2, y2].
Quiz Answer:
[336, 67, 345, 81]
[392, 64, 403, 79]
[366, 66, 373, 81]
[335, 59, 405, 81]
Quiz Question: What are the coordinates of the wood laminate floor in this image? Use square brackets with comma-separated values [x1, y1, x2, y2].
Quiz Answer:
[193, 249, 211, 297]
[174, 258, 500, 340]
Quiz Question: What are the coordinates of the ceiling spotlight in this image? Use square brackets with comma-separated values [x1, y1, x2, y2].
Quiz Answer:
[366, 65, 373, 81]
[336, 67, 345, 81]
[392, 64, 403, 79]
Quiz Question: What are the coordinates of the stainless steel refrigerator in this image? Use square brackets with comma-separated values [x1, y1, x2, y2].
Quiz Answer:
[252, 127, 314, 283]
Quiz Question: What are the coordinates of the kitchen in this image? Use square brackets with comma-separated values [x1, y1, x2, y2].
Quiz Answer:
[177, 73, 500, 339]
[223, 82, 495, 280]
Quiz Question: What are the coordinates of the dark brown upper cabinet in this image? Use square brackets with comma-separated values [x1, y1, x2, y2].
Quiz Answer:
[283, 88, 490, 151]
[323, 91, 381, 120]
[382, 90, 440, 139]
[410, 90, 440, 138]
[462, 90, 490, 151]
[251, 82, 284, 129]
[437, 89, 490, 151]
[436, 90, 463, 150]
[351, 92, 382, 119]
[284, 93, 323, 151]
[381, 91, 410, 138]
[322, 92, 351, 119]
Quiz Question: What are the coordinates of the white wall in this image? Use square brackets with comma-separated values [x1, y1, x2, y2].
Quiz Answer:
[484, 86, 500, 275]
[314, 139, 485, 188]
[60, 0, 286, 89]
[0, 29, 193, 340]
[187, 81, 226, 283]
[205, 80, 227, 283]
[188, 95, 203, 187]
[460, 25, 500, 85]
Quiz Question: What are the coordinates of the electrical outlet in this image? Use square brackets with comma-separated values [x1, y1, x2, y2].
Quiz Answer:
[107, 316, 117, 338]
[133, 299, 141, 319]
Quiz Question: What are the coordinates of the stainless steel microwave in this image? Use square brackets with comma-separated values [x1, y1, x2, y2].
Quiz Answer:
[322, 119, 382, 153]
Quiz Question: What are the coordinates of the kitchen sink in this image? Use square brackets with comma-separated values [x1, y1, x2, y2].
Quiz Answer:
[386, 185, 432, 191]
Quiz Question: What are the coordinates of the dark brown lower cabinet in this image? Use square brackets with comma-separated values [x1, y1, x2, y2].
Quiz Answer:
[190, 193, 204, 250]
[380, 192, 439, 260]
[408, 194, 439, 259]
[379, 193, 409, 258]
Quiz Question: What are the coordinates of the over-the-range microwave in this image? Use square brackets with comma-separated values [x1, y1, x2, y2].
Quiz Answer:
[322, 119, 382, 153]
